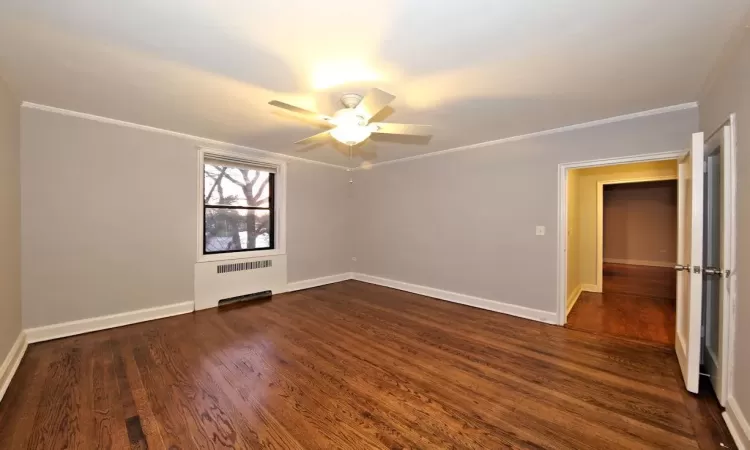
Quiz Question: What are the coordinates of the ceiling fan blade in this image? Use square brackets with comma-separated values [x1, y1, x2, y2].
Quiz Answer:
[294, 130, 331, 145]
[355, 88, 396, 121]
[370, 123, 432, 136]
[269, 100, 332, 123]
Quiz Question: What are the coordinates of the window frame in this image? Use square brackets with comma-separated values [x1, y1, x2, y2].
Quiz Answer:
[202, 172, 275, 255]
[197, 148, 286, 262]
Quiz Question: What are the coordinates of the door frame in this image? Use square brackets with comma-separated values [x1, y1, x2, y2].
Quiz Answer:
[595, 176, 678, 292]
[705, 114, 738, 407]
[556, 150, 684, 325]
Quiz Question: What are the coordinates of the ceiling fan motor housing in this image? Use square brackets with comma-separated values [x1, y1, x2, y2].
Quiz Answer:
[340, 93, 363, 109]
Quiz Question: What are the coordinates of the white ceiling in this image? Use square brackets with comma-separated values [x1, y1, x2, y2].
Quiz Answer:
[0, 1, 748, 168]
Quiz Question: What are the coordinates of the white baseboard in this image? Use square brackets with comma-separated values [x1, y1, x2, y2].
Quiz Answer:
[603, 258, 675, 268]
[724, 396, 750, 450]
[352, 273, 557, 324]
[0, 332, 27, 404]
[566, 284, 583, 316]
[581, 284, 601, 293]
[25, 301, 194, 344]
[286, 272, 353, 292]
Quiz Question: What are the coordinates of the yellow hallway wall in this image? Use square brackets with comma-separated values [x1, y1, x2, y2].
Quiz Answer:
[566, 169, 581, 310]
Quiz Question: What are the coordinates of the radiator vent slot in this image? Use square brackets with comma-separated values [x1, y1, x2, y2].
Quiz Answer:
[218, 290, 272, 307]
[217, 260, 272, 274]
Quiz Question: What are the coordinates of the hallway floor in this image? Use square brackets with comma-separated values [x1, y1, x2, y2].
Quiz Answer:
[567, 263, 676, 345]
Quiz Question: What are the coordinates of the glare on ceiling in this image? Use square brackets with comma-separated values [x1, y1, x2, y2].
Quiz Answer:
[311, 60, 380, 90]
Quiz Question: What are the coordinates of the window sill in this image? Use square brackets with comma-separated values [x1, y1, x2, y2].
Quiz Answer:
[197, 249, 286, 263]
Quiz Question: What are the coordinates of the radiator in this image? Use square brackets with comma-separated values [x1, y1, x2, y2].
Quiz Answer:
[194, 255, 287, 310]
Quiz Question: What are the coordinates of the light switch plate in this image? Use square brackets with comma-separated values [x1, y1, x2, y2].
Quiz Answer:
[536, 226, 545, 236]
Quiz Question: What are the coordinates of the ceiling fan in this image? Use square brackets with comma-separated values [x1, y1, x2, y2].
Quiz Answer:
[269, 88, 431, 147]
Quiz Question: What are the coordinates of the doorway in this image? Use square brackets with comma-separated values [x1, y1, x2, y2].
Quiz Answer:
[557, 120, 737, 402]
[567, 179, 678, 344]
[562, 158, 679, 345]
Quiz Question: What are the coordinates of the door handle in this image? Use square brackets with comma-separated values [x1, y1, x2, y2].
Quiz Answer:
[674, 264, 690, 272]
[704, 267, 723, 277]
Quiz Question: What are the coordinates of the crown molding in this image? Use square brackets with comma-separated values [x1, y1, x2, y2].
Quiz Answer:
[355, 102, 698, 170]
[21, 102, 350, 170]
[22, 100, 697, 172]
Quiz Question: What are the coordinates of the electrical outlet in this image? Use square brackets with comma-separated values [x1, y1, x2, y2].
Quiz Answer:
[536, 226, 545, 236]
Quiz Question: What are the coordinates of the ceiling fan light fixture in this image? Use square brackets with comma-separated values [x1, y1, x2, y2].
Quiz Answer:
[330, 124, 372, 146]
[328, 108, 371, 145]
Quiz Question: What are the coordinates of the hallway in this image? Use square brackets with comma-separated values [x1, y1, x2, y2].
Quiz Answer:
[567, 263, 676, 345]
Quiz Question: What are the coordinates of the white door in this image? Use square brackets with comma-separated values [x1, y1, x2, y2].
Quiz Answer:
[675, 132, 704, 393]
[703, 124, 734, 405]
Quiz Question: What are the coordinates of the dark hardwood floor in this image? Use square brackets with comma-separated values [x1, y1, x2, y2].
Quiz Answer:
[0, 280, 735, 449]
[567, 263, 677, 345]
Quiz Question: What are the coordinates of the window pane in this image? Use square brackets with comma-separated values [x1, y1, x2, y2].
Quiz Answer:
[204, 209, 271, 253]
[204, 164, 271, 207]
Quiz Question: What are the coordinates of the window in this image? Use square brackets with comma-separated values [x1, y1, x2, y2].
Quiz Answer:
[203, 156, 275, 254]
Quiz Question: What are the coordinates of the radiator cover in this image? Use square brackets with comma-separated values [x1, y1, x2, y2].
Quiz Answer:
[194, 255, 287, 310]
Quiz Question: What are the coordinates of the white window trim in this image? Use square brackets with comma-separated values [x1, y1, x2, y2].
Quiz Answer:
[197, 147, 287, 262]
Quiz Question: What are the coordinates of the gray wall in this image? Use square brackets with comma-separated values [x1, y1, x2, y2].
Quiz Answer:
[352, 108, 697, 313]
[21, 108, 351, 328]
[286, 162, 351, 282]
[699, 26, 750, 431]
[0, 77, 21, 363]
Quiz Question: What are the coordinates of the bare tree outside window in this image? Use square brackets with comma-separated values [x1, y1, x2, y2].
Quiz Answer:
[203, 163, 274, 254]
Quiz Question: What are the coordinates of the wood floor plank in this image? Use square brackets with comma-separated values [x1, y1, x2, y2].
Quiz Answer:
[128, 333, 208, 449]
[236, 302, 521, 448]
[146, 325, 298, 449]
[91, 340, 132, 449]
[0, 349, 40, 447]
[0, 346, 55, 449]
[198, 313, 376, 448]
[114, 338, 166, 450]
[0, 280, 735, 449]
[288, 288, 696, 449]
[567, 263, 677, 345]
[22, 347, 83, 449]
